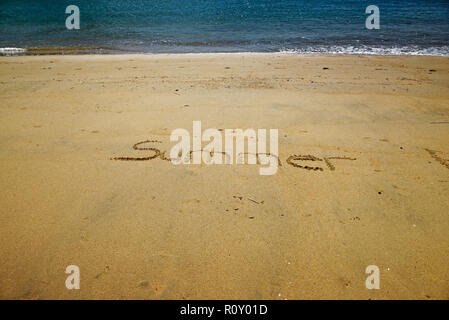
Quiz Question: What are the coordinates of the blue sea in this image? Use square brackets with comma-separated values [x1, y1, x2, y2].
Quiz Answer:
[0, 0, 448, 55]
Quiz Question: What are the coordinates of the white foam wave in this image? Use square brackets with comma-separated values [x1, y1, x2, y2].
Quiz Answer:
[0, 47, 27, 55]
[278, 46, 449, 56]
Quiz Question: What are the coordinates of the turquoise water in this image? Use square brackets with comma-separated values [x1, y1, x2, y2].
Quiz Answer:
[0, 0, 448, 55]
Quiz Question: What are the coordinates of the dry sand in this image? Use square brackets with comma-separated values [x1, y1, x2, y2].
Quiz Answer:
[0, 53, 448, 299]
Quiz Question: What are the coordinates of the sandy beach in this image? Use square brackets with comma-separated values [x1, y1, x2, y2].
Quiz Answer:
[0, 53, 448, 299]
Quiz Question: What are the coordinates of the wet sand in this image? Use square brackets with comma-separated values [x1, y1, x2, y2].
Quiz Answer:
[0, 53, 448, 299]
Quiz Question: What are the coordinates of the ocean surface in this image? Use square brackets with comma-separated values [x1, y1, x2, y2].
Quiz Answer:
[0, 0, 448, 55]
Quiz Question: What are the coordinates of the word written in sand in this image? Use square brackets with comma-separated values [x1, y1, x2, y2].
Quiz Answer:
[170, 121, 279, 175]
[286, 154, 356, 171]
[111, 140, 356, 172]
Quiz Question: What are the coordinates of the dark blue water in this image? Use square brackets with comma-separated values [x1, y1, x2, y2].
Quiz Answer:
[1, 0, 448, 55]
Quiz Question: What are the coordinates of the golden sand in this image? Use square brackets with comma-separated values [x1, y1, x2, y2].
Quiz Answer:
[0, 53, 448, 299]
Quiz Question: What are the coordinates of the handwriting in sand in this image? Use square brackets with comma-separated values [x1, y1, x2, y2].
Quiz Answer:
[111, 140, 357, 172]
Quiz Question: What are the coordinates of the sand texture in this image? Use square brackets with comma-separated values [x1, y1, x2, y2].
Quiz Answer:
[0, 53, 448, 299]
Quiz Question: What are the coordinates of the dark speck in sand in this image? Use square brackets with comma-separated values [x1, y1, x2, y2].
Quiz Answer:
[323, 67, 329, 70]
[138, 280, 149, 288]
[378, 191, 382, 195]
[429, 69, 436, 72]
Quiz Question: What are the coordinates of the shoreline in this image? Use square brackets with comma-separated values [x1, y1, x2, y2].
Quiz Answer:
[1, 52, 449, 63]
[3, 53, 449, 58]
[2, 48, 449, 58]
